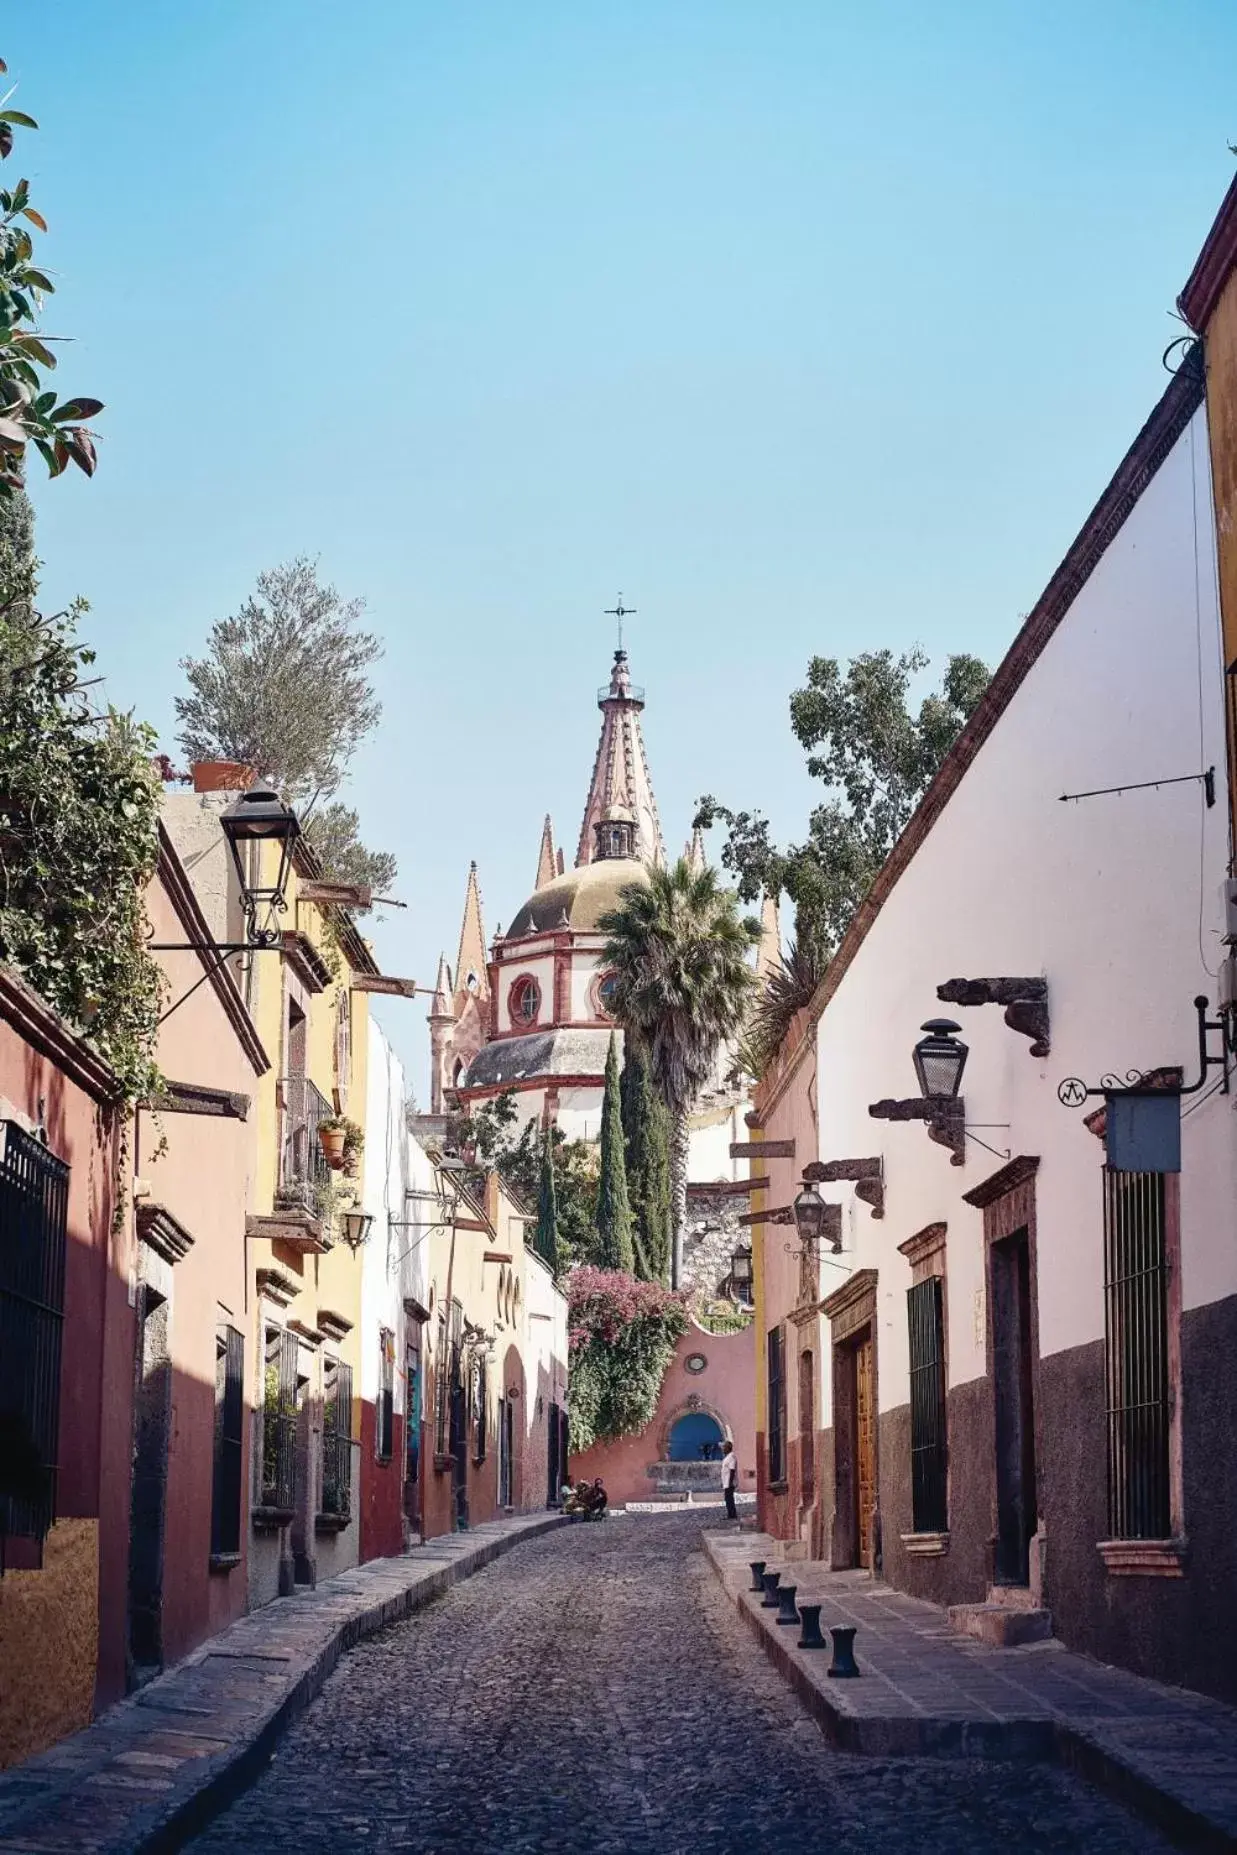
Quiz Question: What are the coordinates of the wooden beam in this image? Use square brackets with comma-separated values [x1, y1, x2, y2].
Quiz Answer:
[351, 974, 420, 998]
[738, 1205, 796, 1227]
[299, 880, 372, 909]
[483, 1251, 513, 1264]
[729, 1139, 796, 1160]
[687, 1177, 757, 1197]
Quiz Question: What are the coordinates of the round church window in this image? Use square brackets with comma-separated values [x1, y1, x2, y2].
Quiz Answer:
[595, 971, 620, 1017]
[510, 974, 542, 1026]
[684, 1352, 708, 1375]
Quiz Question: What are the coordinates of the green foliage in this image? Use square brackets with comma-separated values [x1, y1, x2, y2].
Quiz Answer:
[0, 532, 163, 1102]
[447, 1089, 599, 1266]
[566, 1267, 688, 1454]
[0, 75, 104, 495]
[534, 1130, 560, 1277]
[741, 934, 828, 1079]
[696, 648, 990, 956]
[595, 1034, 634, 1272]
[304, 800, 398, 900]
[621, 1041, 671, 1283]
[600, 859, 759, 1285]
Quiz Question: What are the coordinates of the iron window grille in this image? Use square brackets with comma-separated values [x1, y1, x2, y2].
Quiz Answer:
[1104, 1170, 1171, 1540]
[473, 1357, 488, 1464]
[211, 1324, 245, 1558]
[278, 1074, 333, 1210]
[0, 1121, 69, 1565]
[261, 1326, 298, 1512]
[798, 1349, 816, 1492]
[376, 1330, 395, 1462]
[767, 1324, 787, 1484]
[434, 1310, 450, 1458]
[907, 1276, 948, 1533]
[321, 1358, 354, 1520]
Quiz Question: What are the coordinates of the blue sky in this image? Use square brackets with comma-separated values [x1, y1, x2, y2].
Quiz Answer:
[7, 2, 1237, 1089]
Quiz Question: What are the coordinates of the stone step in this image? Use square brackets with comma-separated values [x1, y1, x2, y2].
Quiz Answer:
[987, 1582, 1042, 1610]
[948, 1601, 1054, 1647]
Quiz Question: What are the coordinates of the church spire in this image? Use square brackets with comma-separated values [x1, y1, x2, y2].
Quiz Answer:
[756, 893, 782, 981]
[453, 862, 490, 1006]
[535, 815, 557, 889]
[575, 647, 667, 870]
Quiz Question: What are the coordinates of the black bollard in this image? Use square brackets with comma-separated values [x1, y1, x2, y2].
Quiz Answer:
[827, 1625, 860, 1678]
[749, 1560, 767, 1592]
[760, 1569, 783, 1607]
[776, 1584, 799, 1625]
[797, 1603, 826, 1649]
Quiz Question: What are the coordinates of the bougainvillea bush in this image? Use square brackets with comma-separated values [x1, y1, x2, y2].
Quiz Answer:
[567, 1267, 688, 1454]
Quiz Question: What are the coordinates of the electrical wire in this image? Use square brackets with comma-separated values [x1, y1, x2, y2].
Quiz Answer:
[1181, 1071, 1227, 1119]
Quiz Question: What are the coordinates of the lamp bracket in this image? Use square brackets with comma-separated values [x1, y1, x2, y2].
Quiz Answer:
[1056, 996, 1228, 1109]
[937, 977, 1050, 1059]
[869, 1096, 966, 1166]
[804, 1157, 884, 1219]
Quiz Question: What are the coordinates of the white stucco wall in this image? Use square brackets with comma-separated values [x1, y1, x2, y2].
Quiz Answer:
[361, 1024, 432, 1417]
[499, 951, 556, 1034]
[809, 406, 1236, 1425]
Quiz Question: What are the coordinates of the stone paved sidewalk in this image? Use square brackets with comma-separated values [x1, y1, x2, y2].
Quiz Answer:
[0, 1513, 565, 1855]
[707, 1529, 1237, 1851]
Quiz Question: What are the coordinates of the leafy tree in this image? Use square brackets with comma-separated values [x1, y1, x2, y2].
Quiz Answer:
[534, 1131, 561, 1277]
[740, 934, 828, 1080]
[696, 648, 989, 957]
[304, 801, 397, 897]
[595, 1034, 634, 1272]
[621, 1041, 671, 1283]
[446, 1090, 598, 1265]
[600, 860, 759, 1287]
[0, 69, 103, 496]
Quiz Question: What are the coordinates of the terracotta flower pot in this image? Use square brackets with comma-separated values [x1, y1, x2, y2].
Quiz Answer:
[191, 759, 257, 793]
[319, 1127, 346, 1169]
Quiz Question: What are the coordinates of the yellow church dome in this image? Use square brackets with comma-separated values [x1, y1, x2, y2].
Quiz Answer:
[505, 857, 649, 939]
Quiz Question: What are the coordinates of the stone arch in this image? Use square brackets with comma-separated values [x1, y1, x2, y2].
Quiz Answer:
[657, 1395, 731, 1463]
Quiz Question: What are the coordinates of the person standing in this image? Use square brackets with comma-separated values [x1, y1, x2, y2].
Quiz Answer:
[721, 1437, 738, 1522]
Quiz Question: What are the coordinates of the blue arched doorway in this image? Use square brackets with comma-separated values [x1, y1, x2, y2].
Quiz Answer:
[667, 1411, 724, 1461]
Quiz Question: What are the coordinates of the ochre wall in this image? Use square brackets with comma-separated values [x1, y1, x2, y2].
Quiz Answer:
[0, 1519, 98, 1768]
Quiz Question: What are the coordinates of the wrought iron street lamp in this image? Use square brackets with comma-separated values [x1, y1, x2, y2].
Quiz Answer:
[793, 1178, 838, 1253]
[730, 1242, 753, 1298]
[219, 786, 300, 948]
[912, 1019, 968, 1101]
[340, 1208, 374, 1251]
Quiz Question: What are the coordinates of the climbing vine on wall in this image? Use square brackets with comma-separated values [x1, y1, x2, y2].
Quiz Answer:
[566, 1267, 688, 1455]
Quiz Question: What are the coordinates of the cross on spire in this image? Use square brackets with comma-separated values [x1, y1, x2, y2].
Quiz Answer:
[604, 594, 636, 654]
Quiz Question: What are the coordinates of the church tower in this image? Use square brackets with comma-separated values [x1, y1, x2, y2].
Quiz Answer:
[575, 650, 666, 871]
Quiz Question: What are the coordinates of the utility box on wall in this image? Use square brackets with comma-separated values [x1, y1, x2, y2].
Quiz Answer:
[1104, 1090, 1181, 1174]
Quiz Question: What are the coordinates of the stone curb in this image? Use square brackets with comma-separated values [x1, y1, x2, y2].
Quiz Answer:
[703, 1531, 1237, 1852]
[0, 1514, 568, 1855]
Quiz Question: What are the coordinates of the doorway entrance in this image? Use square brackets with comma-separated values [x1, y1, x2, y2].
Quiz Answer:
[667, 1411, 724, 1461]
[127, 1276, 171, 1685]
[831, 1326, 877, 1568]
[990, 1227, 1037, 1585]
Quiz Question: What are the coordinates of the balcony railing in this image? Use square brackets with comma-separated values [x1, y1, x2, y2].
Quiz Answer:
[278, 1075, 333, 1212]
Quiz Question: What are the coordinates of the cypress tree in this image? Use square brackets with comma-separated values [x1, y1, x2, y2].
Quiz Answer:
[622, 1039, 672, 1284]
[534, 1129, 561, 1277]
[595, 1033, 635, 1272]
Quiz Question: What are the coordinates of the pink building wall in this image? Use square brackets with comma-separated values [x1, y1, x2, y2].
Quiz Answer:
[570, 1321, 756, 1507]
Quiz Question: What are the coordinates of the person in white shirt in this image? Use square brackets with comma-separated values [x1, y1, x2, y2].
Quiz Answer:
[721, 1440, 738, 1521]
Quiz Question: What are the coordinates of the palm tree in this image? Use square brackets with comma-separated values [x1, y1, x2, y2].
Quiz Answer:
[600, 859, 759, 1287]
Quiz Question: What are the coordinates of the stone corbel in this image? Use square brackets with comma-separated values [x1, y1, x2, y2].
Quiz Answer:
[868, 1096, 965, 1167]
[936, 977, 1050, 1059]
[802, 1156, 885, 1219]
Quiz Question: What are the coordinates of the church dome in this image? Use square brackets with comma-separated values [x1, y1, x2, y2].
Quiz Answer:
[505, 857, 648, 939]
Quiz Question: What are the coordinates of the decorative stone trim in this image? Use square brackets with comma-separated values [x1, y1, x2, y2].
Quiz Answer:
[252, 1504, 294, 1531]
[1180, 174, 1237, 329]
[287, 1317, 324, 1347]
[901, 1531, 950, 1557]
[314, 1512, 352, 1536]
[280, 929, 333, 994]
[898, 1222, 947, 1279]
[256, 1265, 301, 1308]
[404, 1296, 431, 1323]
[147, 1080, 251, 1120]
[248, 1210, 328, 1254]
[869, 1096, 965, 1166]
[962, 1154, 1040, 1210]
[208, 1551, 242, 1573]
[317, 1308, 353, 1342]
[936, 977, 1050, 1059]
[1097, 1538, 1187, 1578]
[136, 1201, 196, 1266]
[738, 1204, 795, 1227]
[730, 1138, 796, 1160]
[821, 1268, 878, 1342]
[484, 1251, 513, 1264]
[804, 1156, 885, 1219]
[0, 964, 122, 1103]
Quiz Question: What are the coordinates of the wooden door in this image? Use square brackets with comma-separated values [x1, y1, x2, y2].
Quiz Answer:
[991, 1229, 1037, 1585]
[854, 1333, 876, 1567]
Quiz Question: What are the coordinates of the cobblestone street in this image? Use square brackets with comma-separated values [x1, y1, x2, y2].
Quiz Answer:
[189, 1513, 1169, 1854]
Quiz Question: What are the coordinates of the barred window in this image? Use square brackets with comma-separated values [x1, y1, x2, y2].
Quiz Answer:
[211, 1323, 245, 1558]
[261, 1326, 298, 1512]
[907, 1276, 948, 1533]
[0, 1122, 69, 1561]
[434, 1310, 450, 1458]
[798, 1349, 815, 1492]
[376, 1329, 395, 1463]
[322, 1358, 354, 1520]
[473, 1357, 488, 1464]
[1104, 1171, 1172, 1540]
[767, 1324, 786, 1484]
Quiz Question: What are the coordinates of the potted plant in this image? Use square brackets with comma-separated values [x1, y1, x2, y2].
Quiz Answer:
[318, 1115, 350, 1170]
[342, 1120, 364, 1178]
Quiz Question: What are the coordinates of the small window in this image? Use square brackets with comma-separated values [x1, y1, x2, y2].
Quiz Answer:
[322, 1357, 354, 1521]
[907, 1279, 948, 1532]
[0, 1122, 69, 1558]
[798, 1349, 815, 1494]
[211, 1323, 245, 1559]
[262, 1327, 298, 1513]
[473, 1356, 488, 1464]
[1104, 1171, 1173, 1540]
[767, 1325, 787, 1484]
[596, 972, 620, 1017]
[509, 974, 541, 1026]
[377, 1329, 395, 1463]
